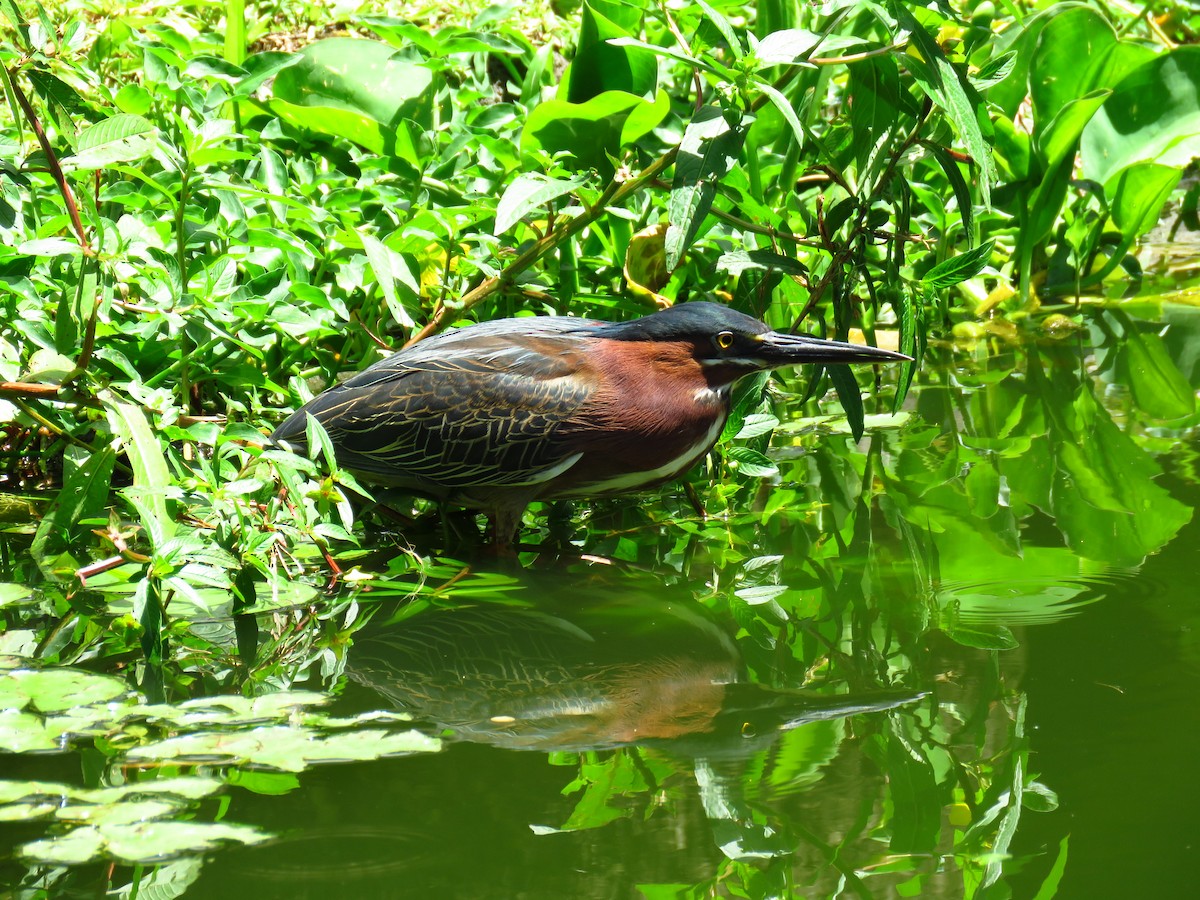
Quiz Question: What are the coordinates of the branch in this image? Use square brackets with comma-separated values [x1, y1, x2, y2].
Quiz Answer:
[4, 65, 93, 256]
[405, 147, 679, 346]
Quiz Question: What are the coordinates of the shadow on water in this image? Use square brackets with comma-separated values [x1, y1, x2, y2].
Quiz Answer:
[3, 304, 1200, 898]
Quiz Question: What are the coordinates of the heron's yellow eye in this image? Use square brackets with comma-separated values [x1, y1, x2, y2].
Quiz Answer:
[716, 331, 735, 350]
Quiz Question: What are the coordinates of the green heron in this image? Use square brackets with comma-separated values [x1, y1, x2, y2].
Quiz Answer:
[272, 301, 908, 545]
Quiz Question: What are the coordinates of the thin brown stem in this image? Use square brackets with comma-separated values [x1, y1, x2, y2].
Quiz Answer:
[5, 66, 93, 255]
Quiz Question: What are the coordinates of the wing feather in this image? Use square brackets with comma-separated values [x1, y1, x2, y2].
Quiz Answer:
[271, 321, 597, 492]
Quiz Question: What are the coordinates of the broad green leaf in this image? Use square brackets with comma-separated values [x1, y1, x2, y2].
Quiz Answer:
[128, 725, 440, 771]
[0, 709, 57, 752]
[847, 56, 909, 174]
[5, 668, 127, 712]
[828, 364, 866, 441]
[562, 2, 656, 103]
[105, 401, 175, 548]
[269, 38, 433, 160]
[1034, 89, 1111, 171]
[927, 143, 974, 243]
[0, 583, 34, 607]
[717, 249, 807, 277]
[755, 28, 823, 66]
[22, 821, 267, 865]
[522, 90, 668, 174]
[63, 114, 157, 170]
[665, 106, 745, 270]
[971, 51, 1017, 90]
[1030, 6, 1116, 136]
[21, 826, 105, 864]
[1082, 46, 1200, 184]
[360, 229, 417, 329]
[16, 238, 83, 257]
[232, 51, 302, 99]
[733, 412, 780, 440]
[964, 460, 1000, 518]
[1027, 153, 1073, 243]
[225, 0, 246, 65]
[1116, 324, 1195, 420]
[922, 241, 994, 290]
[494, 172, 589, 234]
[943, 622, 1019, 650]
[607, 37, 722, 76]
[885, 730, 941, 854]
[726, 446, 779, 478]
[755, 79, 808, 151]
[101, 821, 268, 862]
[695, 0, 744, 60]
[1050, 391, 1192, 565]
[1110, 162, 1182, 241]
[32, 445, 116, 575]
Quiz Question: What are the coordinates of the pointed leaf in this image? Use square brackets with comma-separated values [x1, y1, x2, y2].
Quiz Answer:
[495, 173, 589, 234]
[666, 107, 745, 270]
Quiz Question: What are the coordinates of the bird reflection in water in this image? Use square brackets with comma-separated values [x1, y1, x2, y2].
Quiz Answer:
[348, 589, 921, 756]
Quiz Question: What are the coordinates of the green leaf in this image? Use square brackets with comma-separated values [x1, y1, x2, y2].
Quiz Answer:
[563, 2, 656, 103]
[695, 0, 744, 60]
[733, 412, 780, 440]
[893, 4, 995, 207]
[885, 730, 941, 854]
[63, 114, 157, 170]
[268, 38, 433, 160]
[964, 460, 1000, 519]
[971, 51, 1017, 89]
[943, 622, 1019, 650]
[494, 172, 589, 234]
[0, 583, 34, 608]
[105, 400, 176, 548]
[128, 726, 440, 772]
[717, 249, 807, 277]
[665, 106, 746, 270]
[754, 28, 823, 66]
[32, 446, 116, 574]
[1110, 162, 1182, 241]
[922, 241, 994, 290]
[1050, 390, 1192, 565]
[360, 229, 417, 329]
[1035, 89, 1111, 172]
[927, 143, 974, 244]
[726, 445, 779, 478]
[522, 90, 668, 174]
[1029, 6, 1116, 137]
[755, 79, 808, 150]
[305, 413, 339, 470]
[0, 709, 57, 752]
[1082, 46, 1200, 184]
[1116, 324, 1195, 420]
[5, 668, 128, 712]
[828, 364, 866, 441]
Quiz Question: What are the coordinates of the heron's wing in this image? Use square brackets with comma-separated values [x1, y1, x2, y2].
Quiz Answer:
[271, 324, 597, 490]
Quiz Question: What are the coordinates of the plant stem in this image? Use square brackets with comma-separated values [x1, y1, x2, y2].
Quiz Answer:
[4, 65, 93, 255]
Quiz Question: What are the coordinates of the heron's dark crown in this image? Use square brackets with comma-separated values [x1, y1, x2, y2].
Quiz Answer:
[593, 301, 770, 343]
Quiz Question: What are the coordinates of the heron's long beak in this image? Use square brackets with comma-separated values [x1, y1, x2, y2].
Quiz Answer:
[756, 330, 912, 367]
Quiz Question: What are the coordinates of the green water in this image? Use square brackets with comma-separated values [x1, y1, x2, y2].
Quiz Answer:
[3, 307, 1200, 898]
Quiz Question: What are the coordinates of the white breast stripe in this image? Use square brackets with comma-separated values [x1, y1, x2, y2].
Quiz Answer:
[512, 452, 584, 486]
